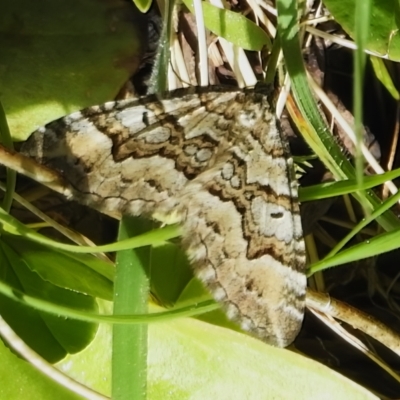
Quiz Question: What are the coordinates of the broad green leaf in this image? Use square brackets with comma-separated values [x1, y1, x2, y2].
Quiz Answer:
[370, 55, 400, 100]
[176, 277, 239, 333]
[0, 0, 144, 140]
[1, 234, 113, 300]
[132, 0, 153, 13]
[183, 0, 271, 50]
[57, 303, 378, 399]
[0, 339, 81, 400]
[0, 245, 66, 362]
[0, 240, 97, 362]
[151, 242, 194, 306]
[323, 0, 400, 60]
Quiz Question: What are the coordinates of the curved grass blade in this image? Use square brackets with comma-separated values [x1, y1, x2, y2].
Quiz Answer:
[0, 207, 181, 253]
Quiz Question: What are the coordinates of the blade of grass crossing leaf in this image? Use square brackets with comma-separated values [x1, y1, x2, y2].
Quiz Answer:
[0, 101, 16, 212]
[310, 225, 400, 273]
[0, 206, 181, 253]
[309, 187, 400, 271]
[0, 273, 218, 324]
[112, 217, 151, 399]
[299, 168, 400, 202]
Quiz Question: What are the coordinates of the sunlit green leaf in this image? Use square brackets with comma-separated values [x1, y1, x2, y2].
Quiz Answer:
[324, 0, 400, 60]
[183, 0, 270, 50]
[0, 0, 144, 140]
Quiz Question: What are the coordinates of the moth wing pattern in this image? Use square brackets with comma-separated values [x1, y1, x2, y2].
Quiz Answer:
[22, 87, 306, 347]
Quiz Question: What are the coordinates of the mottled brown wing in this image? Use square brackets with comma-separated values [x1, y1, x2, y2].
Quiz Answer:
[21, 87, 306, 347]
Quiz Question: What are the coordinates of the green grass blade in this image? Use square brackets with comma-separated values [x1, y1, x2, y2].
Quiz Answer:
[353, 0, 372, 194]
[299, 168, 400, 202]
[0, 207, 181, 253]
[312, 188, 400, 266]
[310, 225, 400, 273]
[148, 0, 174, 94]
[112, 217, 150, 399]
[0, 273, 218, 324]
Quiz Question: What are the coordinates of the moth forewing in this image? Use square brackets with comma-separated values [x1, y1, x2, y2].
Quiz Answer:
[20, 87, 306, 346]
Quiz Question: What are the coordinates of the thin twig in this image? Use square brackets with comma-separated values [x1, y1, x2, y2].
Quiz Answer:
[306, 289, 400, 357]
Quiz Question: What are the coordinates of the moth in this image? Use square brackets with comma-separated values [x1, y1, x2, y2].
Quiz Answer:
[19, 86, 306, 347]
